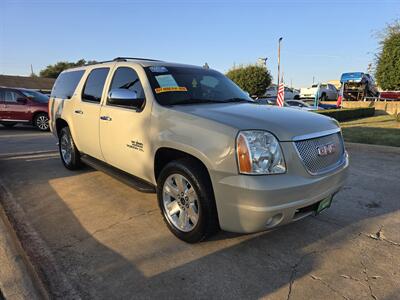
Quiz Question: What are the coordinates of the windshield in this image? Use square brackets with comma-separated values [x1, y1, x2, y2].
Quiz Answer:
[21, 90, 49, 103]
[145, 66, 253, 105]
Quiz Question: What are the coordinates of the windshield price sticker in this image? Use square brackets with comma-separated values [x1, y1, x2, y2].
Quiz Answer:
[155, 74, 179, 88]
[155, 87, 188, 94]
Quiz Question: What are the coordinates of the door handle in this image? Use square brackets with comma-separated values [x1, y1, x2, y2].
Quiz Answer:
[100, 116, 112, 121]
[74, 110, 83, 114]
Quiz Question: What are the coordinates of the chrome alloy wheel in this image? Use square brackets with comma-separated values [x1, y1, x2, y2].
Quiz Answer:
[60, 133, 73, 165]
[162, 174, 200, 232]
[36, 115, 49, 130]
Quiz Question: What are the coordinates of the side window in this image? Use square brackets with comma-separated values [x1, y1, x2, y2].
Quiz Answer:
[0, 89, 4, 102]
[4, 90, 22, 103]
[82, 68, 110, 103]
[108, 67, 145, 105]
[51, 70, 85, 99]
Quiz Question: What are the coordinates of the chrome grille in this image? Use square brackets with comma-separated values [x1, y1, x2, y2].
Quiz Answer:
[294, 132, 345, 175]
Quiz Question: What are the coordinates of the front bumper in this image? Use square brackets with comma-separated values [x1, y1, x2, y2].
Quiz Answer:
[211, 143, 349, 233]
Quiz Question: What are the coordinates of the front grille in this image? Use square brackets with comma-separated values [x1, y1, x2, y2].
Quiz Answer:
[294, 132, 345, 175]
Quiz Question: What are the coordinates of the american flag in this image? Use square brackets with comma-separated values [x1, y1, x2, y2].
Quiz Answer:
[336, 84, 344, 107]
[276, 80, 284, 107]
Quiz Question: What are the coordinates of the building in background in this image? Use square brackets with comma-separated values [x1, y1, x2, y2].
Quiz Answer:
[0, 75, 55, 94]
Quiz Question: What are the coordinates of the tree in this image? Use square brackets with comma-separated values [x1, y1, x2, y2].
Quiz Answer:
[39, 59, 97, 78]
[375, 20, 400, 91]
[226, 64, 272, 97]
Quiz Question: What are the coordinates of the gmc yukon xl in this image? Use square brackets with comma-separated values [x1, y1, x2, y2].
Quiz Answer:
[49, 57, 348, 243]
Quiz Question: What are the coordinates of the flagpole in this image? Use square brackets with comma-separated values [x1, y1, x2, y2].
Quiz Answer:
[277, 37, 283, 87]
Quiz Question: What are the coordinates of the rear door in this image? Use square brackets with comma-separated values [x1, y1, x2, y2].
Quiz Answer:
[99, 65, 152, 181]
[3, 89, 30, 121]
[72, 67, 110, 160]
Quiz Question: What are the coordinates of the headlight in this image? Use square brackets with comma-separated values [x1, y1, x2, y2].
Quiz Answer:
[236, 130, 286, 175]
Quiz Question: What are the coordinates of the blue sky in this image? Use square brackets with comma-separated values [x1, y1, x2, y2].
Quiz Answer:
[0, 0, 399, 87]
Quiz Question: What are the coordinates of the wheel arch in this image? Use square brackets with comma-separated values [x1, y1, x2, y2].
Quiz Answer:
[32, 111, 49, 123]
[154, 147, 213, 184]
[55, 118, 69, 138]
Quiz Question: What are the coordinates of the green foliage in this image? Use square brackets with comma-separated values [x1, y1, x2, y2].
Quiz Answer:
[39, 59, 97, 78]
[226, 64, 272, 97]
[375, 20, 400, 90]
[317, 108, 375, 122]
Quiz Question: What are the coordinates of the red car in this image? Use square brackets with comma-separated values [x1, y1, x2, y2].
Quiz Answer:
[0, 87, 50, 131]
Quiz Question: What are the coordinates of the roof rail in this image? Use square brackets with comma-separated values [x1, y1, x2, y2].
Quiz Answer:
[113, 57, 162, 62]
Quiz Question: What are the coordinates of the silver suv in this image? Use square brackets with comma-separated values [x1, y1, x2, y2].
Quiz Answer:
[49, 57, 348, 243]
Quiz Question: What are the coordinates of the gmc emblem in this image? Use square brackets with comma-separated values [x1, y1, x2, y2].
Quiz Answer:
[317, 143, 336, 156]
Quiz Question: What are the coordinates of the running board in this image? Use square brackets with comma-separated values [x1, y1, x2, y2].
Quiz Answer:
[80, 155, 156, 193]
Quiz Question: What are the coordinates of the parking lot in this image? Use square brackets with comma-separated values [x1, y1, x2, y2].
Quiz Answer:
[0, 125, 399, 299]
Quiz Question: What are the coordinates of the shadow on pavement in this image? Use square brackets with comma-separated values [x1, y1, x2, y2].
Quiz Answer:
[0, 143, 399, 299]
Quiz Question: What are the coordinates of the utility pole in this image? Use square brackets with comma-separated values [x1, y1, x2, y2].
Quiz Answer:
[277, 37, 283, 86]
[30, 64, 34, 76]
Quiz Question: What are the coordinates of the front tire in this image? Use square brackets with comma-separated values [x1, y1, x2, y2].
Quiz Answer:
[34, 113, 49, 131]
[59, 127, 81, 170]
[157, 158, 219, 243]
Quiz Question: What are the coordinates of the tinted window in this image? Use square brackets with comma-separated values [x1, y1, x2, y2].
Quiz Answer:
[51, 70, 84, 99]
[82, 68, 109, 103]
[3, 90, 22, 103]
[108, 67, 145, 106]
[145, 66, 252, 106]
[21, 90, 49, 103]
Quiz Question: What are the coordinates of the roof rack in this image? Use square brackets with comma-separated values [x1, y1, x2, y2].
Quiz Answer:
[112, 57, 162, 62]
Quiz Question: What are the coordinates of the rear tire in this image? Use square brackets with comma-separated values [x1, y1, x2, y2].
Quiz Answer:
[0, 122, 16, 128]
[34, 113, 49, 131]
[157, 158, 219, 243]
[59, 127, 81, 170]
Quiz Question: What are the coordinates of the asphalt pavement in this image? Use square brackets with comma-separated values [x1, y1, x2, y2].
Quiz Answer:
[0, 124, 399, 299]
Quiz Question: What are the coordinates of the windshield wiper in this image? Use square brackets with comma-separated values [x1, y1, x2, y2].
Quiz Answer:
[169, 99, 221, 105]
[221, 97, 253, 103]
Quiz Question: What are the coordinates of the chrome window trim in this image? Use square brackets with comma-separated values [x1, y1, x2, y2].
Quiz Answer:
[292, 128, 341, 142]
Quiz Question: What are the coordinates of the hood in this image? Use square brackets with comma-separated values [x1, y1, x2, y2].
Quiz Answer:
[171, 103, 339, 141]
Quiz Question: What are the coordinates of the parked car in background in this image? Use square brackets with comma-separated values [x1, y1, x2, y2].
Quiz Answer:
[285, 99, 322, 111]
[256, 98, 322, 111]
[380, 91, 400, 100]
[264, 86, 300, 99]
[340, 72, 379, 100]
[300, 83, 338, 101]
[0, 87, 50, 131]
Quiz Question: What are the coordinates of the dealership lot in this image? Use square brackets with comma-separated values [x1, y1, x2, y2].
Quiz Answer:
[0, 126, 399, 299]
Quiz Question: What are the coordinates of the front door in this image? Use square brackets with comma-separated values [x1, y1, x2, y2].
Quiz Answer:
[99, 66, 153, 182]
[72, 67, 110, 160]
[3, 89, 30, 121]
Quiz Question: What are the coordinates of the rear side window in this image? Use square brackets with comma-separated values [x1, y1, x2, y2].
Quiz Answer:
[82, 68, 110, 103]
[51, 70, 85, 99]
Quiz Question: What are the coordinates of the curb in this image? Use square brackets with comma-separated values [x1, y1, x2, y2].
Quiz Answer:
[345, 142, 400, 153]
[0, 207, 46, 299]
[0, 182, 81, 299]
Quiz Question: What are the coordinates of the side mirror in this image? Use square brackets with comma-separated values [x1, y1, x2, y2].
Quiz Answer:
[107, 88, 143, 109]
[17, 98, 27, 104]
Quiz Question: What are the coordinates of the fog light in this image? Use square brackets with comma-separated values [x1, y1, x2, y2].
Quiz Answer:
[265, 213, 283, 228]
